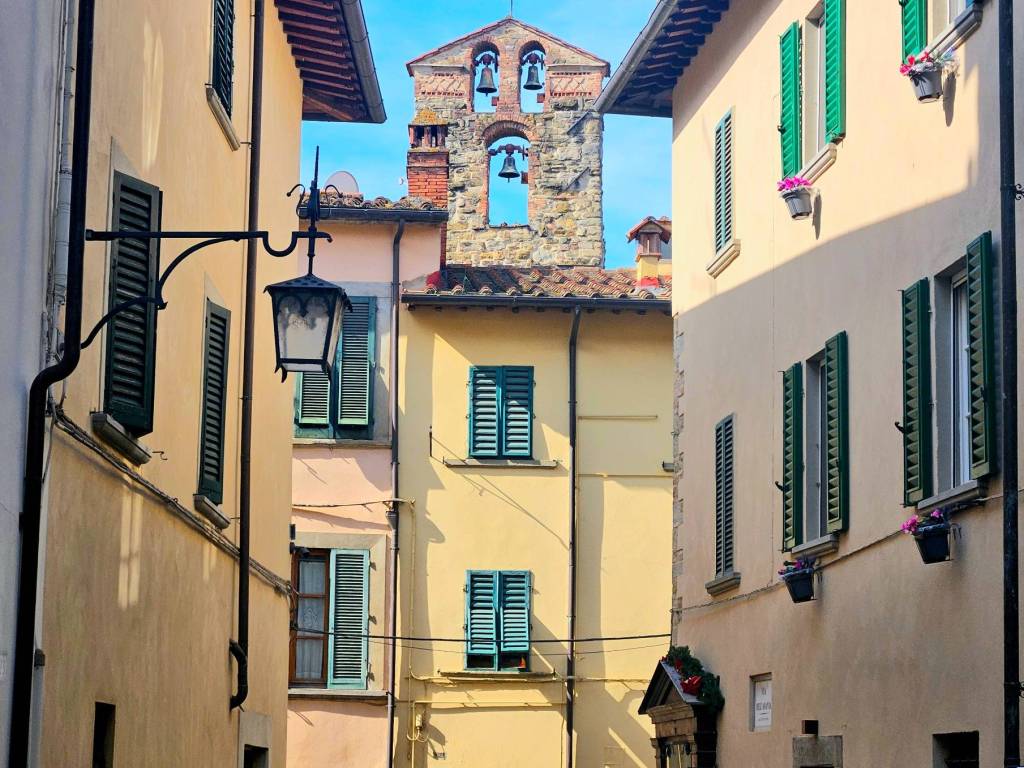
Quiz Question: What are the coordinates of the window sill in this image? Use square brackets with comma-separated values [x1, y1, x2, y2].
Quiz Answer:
[438, 670, 553, 681]
[799, 142, 838, 185]
[704, 571, 741, 596]
[293, 437, 391, 448]
[917, 480, 982, 514]
[205, 85, 240, 151]
[90, 412, 152, 465]
[792, 533, 839, 559]
[927, 4, 983, 58]
[288, 688, 384, 701]
[706, 239, 741, 278]
[443, 458, 560, 469]
[194, 494, 230, 530]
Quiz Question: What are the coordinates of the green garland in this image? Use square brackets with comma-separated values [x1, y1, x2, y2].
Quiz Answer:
[662, 645, 725, 713]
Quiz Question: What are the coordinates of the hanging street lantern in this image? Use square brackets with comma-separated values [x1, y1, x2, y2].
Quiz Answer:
[266, 146, 350, 379]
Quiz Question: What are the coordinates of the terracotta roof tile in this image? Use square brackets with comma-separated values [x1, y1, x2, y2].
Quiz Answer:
[408, 265, 671, 302]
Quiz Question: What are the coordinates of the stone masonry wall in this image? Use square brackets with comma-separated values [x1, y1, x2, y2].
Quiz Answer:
[407, 20, 607, 266]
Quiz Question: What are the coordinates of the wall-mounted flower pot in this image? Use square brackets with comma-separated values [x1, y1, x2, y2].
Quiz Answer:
[914, 522, 951, 563]
[908, 64, 943, 102]
[781, 187, 813, 220]
[782, 569, 815, 603]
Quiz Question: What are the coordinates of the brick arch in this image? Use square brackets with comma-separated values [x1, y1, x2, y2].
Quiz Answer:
[481, 119, 534, 145]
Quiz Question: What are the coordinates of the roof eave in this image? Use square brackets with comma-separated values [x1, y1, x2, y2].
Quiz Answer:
[300, 206, 449, 223]
[401, 294, 670, 312]
[338, 0, 386, 124]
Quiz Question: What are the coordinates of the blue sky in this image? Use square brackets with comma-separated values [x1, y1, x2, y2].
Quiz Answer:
[300, 0, 671, 269]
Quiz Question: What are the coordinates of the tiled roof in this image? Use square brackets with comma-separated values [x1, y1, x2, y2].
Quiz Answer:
[298, 191, 448, 221]
[411, 265, 671, 302]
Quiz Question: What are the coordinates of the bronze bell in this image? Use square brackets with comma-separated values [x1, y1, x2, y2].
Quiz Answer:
[498, 154, 520, 180]
[523, 63, 543, 90]
[476, 66, 497, 95]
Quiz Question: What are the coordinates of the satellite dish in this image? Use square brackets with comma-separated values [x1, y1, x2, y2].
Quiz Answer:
[325, 170, 359, 194]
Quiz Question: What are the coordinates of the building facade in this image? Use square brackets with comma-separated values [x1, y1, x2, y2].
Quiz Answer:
[601, 0, 1022, 766]
[11, 0, 383, 765]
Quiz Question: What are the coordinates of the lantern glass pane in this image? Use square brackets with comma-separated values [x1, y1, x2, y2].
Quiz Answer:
[276, 294, 331, 369]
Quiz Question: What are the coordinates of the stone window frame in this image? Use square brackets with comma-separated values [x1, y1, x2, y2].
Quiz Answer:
[481, 120, 537, 229]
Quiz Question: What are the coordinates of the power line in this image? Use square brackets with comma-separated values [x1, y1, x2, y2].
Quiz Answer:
[292, 625, 669, 644]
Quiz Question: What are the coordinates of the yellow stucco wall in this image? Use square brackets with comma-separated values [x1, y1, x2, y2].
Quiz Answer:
[39, 0, 304, 764]
[396, 307, 673, 767]
[670, 2, 1021, 765]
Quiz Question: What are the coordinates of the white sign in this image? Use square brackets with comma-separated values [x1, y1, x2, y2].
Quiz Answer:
[752, 675, 772, 731]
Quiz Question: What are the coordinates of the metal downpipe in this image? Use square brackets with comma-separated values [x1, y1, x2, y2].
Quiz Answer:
[9, 0, 95, 763]
[566, 306, 581, 768]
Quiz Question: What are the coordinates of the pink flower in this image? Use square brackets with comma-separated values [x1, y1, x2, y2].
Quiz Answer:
[901, 516, 920, 534]
[930, 509, 943, 520]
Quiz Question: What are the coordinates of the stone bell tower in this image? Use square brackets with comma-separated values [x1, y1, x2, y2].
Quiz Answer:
[406, 18, 609, 266]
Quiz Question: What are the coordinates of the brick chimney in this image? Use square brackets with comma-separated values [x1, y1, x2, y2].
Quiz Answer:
[407, 109, 450, 262]
[628, 216, 671, 287]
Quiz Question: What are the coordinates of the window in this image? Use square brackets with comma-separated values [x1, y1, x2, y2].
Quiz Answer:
[713, 111, 734, 253]
[906, 0, 971, 58]
[92, 703, 115, 768]
[714, 415, 735, 575]
[465, 570, 531, 671]
[804, 5, 827, 156]
[211, 0, 234, 114]
[781, 332, 849, 550]
[901, 234, 995, 504]
[104, 173, 161, 437]
[290, 548, 369, 689]
[295, 296, 376, 439]
[932, 731, 978, 768]
[468, 366, 534, 459]
[197, 300, 230, 504]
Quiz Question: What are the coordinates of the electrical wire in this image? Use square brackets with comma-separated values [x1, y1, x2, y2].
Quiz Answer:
[290, 624, 669, 644]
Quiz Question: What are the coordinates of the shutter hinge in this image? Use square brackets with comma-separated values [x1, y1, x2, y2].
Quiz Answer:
[894, 421, 905, 434]
[774, 481, 787, 493]
[777, 125, 785, 134]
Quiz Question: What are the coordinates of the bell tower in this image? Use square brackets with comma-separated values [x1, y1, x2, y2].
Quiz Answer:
[406, 18, 609, 266]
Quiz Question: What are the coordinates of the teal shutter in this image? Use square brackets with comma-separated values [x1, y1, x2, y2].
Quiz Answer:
[823, 331, 849, 533]
[328, 549, 369, 688]
[104, 173, 161, 437]
[779, 22, 803, 178]
[469, 367, 500, 457]
[901, 0, 928, 60]
[297, 372, 331, 426]
[901, 279, 932, 505]
[211, 0, 235, 114]
[466, 571, 498, 664]
[498, 571, 531, 657]
[966, 232, 995, 478]
[714, 111, 734, 253]
[198, 300, 231, 504]
[501, 366, 533, 458]
[823, 0, 846, 144]
[337, 297, 376, 427]
[714, 415, 735, 575]
[782, 364, 804, 551]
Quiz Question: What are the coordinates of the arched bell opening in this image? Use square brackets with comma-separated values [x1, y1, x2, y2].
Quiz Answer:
[518, 43, 546, 113]
[486, 136, 530, 227]
[472, 43, 500, 113]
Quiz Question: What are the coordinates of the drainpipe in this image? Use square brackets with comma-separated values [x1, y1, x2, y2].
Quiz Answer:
[386, 218, 406, 768]
[565, 305, 581, 768]
[9, 0, 95, 764]
[999, 0, 1019, 764]
[230, 0, 265, 711]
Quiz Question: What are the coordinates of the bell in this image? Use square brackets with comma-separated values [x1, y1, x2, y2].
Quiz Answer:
[498, 154, 520, 180]
[523, 63, 543, 90]
[476, 66, 497, 95]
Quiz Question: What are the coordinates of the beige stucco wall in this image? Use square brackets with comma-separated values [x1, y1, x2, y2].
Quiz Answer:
[395, 308, 672, 767]
[39, 0, 304, 764]
[287, 218, 442, 768]
[670, 1, 1022, 765]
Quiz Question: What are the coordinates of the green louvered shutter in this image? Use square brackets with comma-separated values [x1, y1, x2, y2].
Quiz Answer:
[965, 232, 995, 478]
[466, 571, 498, 665]
[901, 0, 928, 60]
[104, 173, 161, 437]
[498, 571, 531, 658]
[901, 279, 932, 505]
[337, 297, 375, 426]
[198, 300, 230, 504]
[824, 332, 849, 533]
[501, 366, 533, 458]
[297, 372, 331, 426]
[714, 415, 735, 575]
[823, 0, 846, 144]
[469, 367, 500, 457]
[328, 549, 369, 688]
[779, 22, 803, 178]
[714, 111, 734, 253]
[211, 0, 235, 115]
[782, 364, 804, 551]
